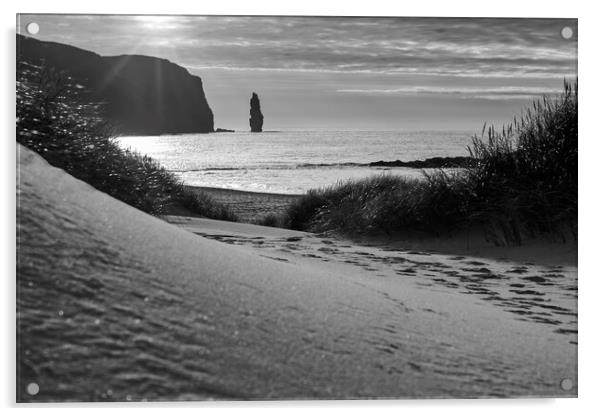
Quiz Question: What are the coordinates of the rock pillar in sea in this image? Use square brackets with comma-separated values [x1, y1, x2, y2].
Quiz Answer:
[249, 92, 264, 132]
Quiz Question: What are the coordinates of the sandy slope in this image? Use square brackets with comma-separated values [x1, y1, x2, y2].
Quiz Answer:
[17, 145, 576, 401]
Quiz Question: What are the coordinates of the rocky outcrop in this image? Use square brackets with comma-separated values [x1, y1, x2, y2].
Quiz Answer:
[369, 156, 475, 169]
[17, 34, 214, 135]
[249, 92, 264, 132]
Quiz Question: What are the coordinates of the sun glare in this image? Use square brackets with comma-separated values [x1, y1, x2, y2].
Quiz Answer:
[132, 15, 182, 30]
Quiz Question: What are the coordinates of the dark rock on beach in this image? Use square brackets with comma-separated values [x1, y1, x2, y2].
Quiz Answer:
[17, 34, 214, 135]
[369, 156, 475, 169]
[215, 128, 235, 133]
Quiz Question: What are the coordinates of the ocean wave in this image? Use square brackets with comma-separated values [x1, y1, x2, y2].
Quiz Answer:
[171, 156, 471, 173]
[171, 162, 370, 173]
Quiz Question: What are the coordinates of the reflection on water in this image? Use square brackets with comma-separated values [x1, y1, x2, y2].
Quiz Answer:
[117, 130, 473, 194]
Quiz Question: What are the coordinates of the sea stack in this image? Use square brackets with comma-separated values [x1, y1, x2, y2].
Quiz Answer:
[249, 92, 264, 132]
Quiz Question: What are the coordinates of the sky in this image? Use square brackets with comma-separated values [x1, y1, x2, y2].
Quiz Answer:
[18, 15, 577, 132]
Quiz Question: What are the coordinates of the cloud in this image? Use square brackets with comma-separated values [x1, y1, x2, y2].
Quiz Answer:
[337, 85, 566, 100]
[22, 15, 577, 80]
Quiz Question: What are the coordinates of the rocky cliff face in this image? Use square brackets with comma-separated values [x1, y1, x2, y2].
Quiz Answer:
[249, 92, 264, 132]
[17, 35, 214, 135]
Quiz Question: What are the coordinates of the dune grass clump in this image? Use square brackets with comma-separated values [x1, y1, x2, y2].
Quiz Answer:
[464, 81, 577, 243]
[282, 173, 469, 236]
[17, 62, 237, 221]
[282, 82, 577, 244]
[257, 213, 283, 228]
[177, 188, 238, 222]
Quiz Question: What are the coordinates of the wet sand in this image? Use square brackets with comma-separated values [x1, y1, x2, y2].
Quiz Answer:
[185, 185, 302, 223]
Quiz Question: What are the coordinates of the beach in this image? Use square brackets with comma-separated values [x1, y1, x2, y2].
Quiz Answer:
[17, 145, 577, 400]
[15, 15, 580, 404]
[185, 185, 301, 223]
[184, 186, 578, 265]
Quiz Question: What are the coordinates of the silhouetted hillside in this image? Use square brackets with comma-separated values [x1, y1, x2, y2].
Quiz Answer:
[17, 34, 214, 134]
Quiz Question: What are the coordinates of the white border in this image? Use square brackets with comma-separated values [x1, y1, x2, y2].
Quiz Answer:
[3, 1, 600, 415]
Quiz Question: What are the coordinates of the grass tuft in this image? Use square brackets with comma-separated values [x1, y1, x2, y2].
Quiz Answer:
[279, 81, 577, 245]
[464, 81, 577, 243]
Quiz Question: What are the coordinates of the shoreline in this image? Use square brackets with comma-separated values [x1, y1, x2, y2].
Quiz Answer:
[185, 185, 302, 223]
[188, 185, 303, 199]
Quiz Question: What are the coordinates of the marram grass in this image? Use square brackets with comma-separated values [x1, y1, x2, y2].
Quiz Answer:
[276, 81, 577, 245]
[17, 63, 237, 221]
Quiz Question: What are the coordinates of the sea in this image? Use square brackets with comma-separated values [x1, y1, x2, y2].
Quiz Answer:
[117, 130, 475, 195]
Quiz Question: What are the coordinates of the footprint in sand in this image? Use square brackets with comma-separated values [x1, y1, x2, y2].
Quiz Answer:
[421, 307, 449, 317]
[461, 267, 492, 273]
[318, 247, 339, 253]
[542, 272, 564, 278]
[473, 272, 502, 280]
[259, 255, 290, 263]
[554, 328, 577, 335]
[407, 362, 423, 371]
[463, 260, 488, 266]
[382, 257, 409, 265]
[507, 267, 529, 274]
[510, 289, 544, 296]
[522, 276, 547, 283]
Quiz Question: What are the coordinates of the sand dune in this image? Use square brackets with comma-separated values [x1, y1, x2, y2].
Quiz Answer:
[17, 145, 576, 401]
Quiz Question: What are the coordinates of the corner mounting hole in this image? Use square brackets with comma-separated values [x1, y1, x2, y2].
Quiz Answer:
[26, 382, 39, 396]
[561, 26, 573, 40]
[560, 378, 573, 391]
[26, 22, 40, 35]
